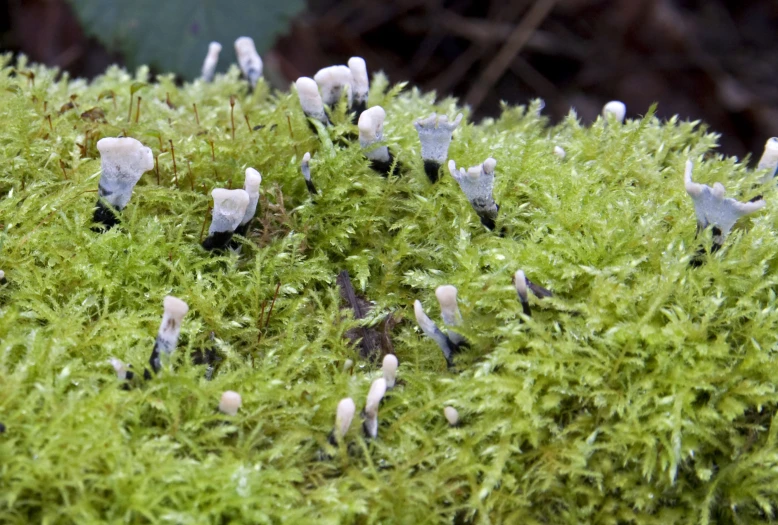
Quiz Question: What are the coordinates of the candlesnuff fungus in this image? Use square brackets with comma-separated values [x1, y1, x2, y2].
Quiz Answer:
[314, 65, 353, 107]
[757, 137, 778, 180]
[234, 37, 263, 90]
[147, 296, 189, 376]
[414, 113, 463, 183]
[554, 146, 566, 159]
[234, 168, 262, 237]
[359, 106, 396, 176]
[301, 152, 317, 195]
[684, 160, 765, 252]
[435, 285, 467, 349]
[0, 270, 5, 285]
[202, 188, 250, 251]
[603, 101, 627, 123]
[347, 57, 369, 118]
[414, 300, 458, 368]
[218, 391, 242, 416]
[382, 354, 398, 389]
[109, 358, 133, 380]
[295, 77, 329, 126]
[363, 377, 387, 439]
[93, 137, 154, 229]
[447, 158, 499, 230]
[329, 397, 356, 445]
[201, 42, 222, 82]
[444, 406, 459, 426]
[514, 270, 531, 317]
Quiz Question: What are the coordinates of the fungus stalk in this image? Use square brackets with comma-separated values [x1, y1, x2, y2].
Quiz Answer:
[684, 160, 765, 254]
[234, 168, 262, 237]
[295, 77, 329, 126]
[202, 189, 250, 251]
[448, 158, 499, 230]
[201, 42, 222, 82]
[348, 57, 369, 118]
[758, 137, 778, 180]
[362, 378, 387, 439]
[435, 285, 467, 349]
[93, 137, 154, 229]
[329, 397, 356, 445]
[414, 113, 463, 183]
[414, 300, 458, 368]
[234, 37, 263, 90]
[382, 354, 398, 389]
[301, 152, 317, 195]
[359, 106, 395, 176]
[147, 296, 189, 376]
[514, 270, 531, 317]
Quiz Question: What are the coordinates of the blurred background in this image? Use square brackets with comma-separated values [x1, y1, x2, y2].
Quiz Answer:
[2, 0, 777, 159]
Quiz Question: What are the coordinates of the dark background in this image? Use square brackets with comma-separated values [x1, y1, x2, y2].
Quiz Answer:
[3, 0, 777, 159]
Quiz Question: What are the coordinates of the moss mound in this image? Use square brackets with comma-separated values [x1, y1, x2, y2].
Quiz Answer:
[1, 54, 778, 524]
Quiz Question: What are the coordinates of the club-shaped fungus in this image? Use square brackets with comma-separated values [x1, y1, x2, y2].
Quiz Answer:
[414, 300, 457, 368]
[444, 406, 459, 426]
[447, 158, 499, 230]
[414, 113, 463, 183]
[109, 357, 133, 380]
[602, 101, 626, 123]
[301, 152, 317, 195]
[382, 354, 398, 389]
[202, 188, 250, 251]
[234, 168, 262, 237]
[757, 137, 778, 180]
[314, 65, 353, 107]
[147, 296, 189, 376]
[295, 77, 329, 125]
[359, 106, 395, 175]
[347, 57, 369, 118]
[201, 42, 222, 82]
[218, 391, 242, 416]
[514, 270, 531, 317]
[234, 37, 263, 89]
[435, 285, 467, 348]
[329, 397, 356, 445]
[362, 377, 387, 439]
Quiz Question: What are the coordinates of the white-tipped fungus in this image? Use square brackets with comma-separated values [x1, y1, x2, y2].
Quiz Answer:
[334, 397, 356, 441]
[414, 113, 463, 182]
[757, 137, 778, 180]
[209, 189, 250, 235]
[155, 296, 189, 355]
[0, 270, 5, 284]
[444, 406, 459, 426]
[201, 42, 222, 82]
[684, 160, 765, 247]
[343, 359, 354, 372]
[301, 152, 317, 195]
[554, 146, 566, 159]
[382, 354, 398, 389]
[219, 391, 242, 416]
[109, 358, 131, 380]
[435, 285, 466, 347]
[414, 300, 457, 367]
[514, 269, 531, 317]
[314, 65, 353, 106]
[295, 77, 329, 124]
[240, 168, 262, 227]
[234, 37, 263, 89]
[347, 57, 369, 110]
[358, 106, 389, 159]
[96, 137, 154, 210]
[448, 158, 499, 230]
[363, 377, 387, 438]
[603, 101, 626, 123]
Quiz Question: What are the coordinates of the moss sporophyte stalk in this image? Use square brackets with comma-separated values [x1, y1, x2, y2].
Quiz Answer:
[2, 45, 778, 523]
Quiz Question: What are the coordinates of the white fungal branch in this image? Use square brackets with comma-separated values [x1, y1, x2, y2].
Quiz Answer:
[435, 285, 466, 347]
[347, 57, 369, 107]
[358, 106, 390, 162]
[201, 41, 222, 82]
[382, 354, 398, 389]
[414, 113, 463, 165]
[234, 37, 263, 88]
[334, 398, 356, 442]
[414, 300, 456, 366]
[241, 168, 262, 226]
[684, 160, 765, 245]
[757, 137, 778, 179]
[155, 296, 189, 355]
[314, 65, 353, 107]
[96, 137, 154, 209]
[209, 189, 250, 234]
[295, 77, 328, 124]
[603, 101, 626, 123]
[448, 158, 499, 224]
[363, 377, 387, 439]
[219, 391, 242, 416]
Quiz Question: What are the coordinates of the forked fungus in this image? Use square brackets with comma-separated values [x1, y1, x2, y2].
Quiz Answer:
[414, 113, 463, 183]
[202, 188, 250, 250]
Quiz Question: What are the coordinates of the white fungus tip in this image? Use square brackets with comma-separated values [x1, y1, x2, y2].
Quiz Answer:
[335, 397, 356, 439]
[414, 300, 432, 330]
[365, 377, 387, 418]
[208, 42, 222, 53]
[303, 152, 311, 163]
[234, 37, 262, 86]
[347, 57, 368, 98]
[0, 270, 5, 281]
[343, 359, 354, 372]
[444, 406, 459, 426]
[163, 296, 189, 319]
[212, 188, 250, 209]
[757, 137, 778, 173]
[382, 354, 399, 389]
[514, 270, 528, 302]
[554, 146, 566, 159]
[435, 285, 458, 315]
[358, 106, 386, 140]
[109, 357, 129, 380]
[684, 160, 703, 197]
[218, 391, 242, 416]
[314, 65, 353, 106]
[483, 158, 497, 174]
[244, 168, 262, 193]
[603, 101, 626, 123]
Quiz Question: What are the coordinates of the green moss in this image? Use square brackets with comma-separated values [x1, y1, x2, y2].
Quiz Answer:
[1, 53, 778, 524]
